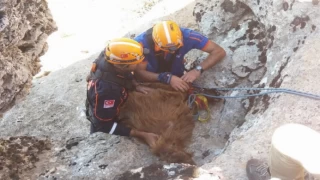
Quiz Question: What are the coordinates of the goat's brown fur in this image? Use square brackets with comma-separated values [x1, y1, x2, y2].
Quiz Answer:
[119, 83, 195, 164]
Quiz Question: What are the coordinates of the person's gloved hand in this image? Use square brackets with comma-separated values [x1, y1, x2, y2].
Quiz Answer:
[169, 75, 189, 92]
[181, 69, 201, 83]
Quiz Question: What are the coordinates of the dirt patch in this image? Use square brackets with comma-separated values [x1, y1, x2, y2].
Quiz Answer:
[221, 0, 249, 14]
[0, 136, 51, 180]
[291, 16, 310, 32]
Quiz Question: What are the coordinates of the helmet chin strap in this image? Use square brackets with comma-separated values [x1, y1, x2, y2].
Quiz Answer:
[113, 64, 132, 73]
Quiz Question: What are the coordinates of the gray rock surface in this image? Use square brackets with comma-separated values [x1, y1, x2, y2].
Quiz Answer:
[115, 163, 223, 180]
[0, 55, 91, 140]
[0, 136, 51, 180]
[0, 0, 56, 114]
[38, 133, 157, 180]
[204, 34, 320, 179]
[196, 0, 320, 179]
[0, 0, 320, 179]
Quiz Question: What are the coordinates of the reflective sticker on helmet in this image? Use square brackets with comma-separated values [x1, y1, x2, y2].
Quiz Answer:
[163, 21, 172, 44]
[109, 53, 121, 60]
[120, 53, 128, 58]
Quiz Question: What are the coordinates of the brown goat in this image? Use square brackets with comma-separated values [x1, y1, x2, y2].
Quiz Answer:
[119, 83, 195, 164]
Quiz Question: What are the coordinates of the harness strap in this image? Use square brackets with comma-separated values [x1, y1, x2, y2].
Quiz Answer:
[90, 69, 128, 87]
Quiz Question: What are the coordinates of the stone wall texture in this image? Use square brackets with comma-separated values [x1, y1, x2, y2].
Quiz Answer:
[0, 0, 56, 113]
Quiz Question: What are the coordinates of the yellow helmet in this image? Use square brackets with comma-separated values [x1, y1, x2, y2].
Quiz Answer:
[105, 38, 144, 64]
[152, 20, 183, 52]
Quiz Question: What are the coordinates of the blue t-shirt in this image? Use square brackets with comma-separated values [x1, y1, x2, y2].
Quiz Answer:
[134, 28, 209, 77]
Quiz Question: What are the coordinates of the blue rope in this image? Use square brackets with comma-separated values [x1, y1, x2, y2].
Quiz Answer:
[188, 85, 320, 107]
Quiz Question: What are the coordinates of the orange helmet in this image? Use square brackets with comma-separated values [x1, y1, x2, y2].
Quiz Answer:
[105, 38, 144, 64]
[152, 21, 183, 52]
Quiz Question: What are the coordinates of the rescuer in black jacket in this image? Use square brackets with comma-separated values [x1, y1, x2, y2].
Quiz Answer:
[86, 38, 158, 147]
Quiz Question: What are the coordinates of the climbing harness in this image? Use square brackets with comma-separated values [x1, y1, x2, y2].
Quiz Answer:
[188, 84, 320, 123]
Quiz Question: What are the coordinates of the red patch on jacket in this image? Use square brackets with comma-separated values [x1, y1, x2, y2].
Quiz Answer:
[104, 100, 115, 108]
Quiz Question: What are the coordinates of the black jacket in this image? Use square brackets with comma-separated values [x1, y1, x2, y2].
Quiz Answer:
[86, 51, 133, 136]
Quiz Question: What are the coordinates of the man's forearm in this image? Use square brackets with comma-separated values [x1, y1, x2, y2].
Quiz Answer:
[200, 49, 226, 71]
[135, 70, 159, 82]
[200, 41, 226, 71]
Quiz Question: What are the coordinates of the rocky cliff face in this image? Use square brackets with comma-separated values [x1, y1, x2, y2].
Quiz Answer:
[0, 0, 319, 179]
[193, 0, 320, 178]
[0, 0, 56, 114]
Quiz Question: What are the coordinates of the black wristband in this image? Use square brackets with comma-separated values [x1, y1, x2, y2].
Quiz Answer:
[158, 72, 172, 84]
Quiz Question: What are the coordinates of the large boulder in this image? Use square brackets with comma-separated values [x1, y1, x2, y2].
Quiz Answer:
[195, 0, 320, 178]
[0, 0, 320, 179]
[0, 0, 56, 114]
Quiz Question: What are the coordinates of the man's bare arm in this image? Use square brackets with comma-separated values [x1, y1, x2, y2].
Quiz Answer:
[200, 40, 226, 70]
[135, 62, 159, 82]
[181, 41, 226, 83]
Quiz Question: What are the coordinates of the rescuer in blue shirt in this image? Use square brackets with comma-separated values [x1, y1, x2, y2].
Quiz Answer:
[134, 20, 226, 92]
